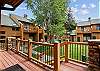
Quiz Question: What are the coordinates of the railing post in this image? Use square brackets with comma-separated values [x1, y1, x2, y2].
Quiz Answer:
[16, 38, 20, 53]
[65, 42, 68, 63]
[6, 38, 8, 51]
[54, 43, 60, 71]
[37, 53, 40, 60]
[28, 39, 32, 60]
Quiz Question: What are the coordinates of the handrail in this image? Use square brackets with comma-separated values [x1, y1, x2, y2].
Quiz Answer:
[68, 42, 88, 45]
[6, 37, 89, 71]
[31, 41, 54, 47]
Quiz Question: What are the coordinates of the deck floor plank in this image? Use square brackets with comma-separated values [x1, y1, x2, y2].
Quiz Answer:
[2, 52, 14, 67]
[0, 57, 5, 70]
[0, 50, 88, 71]
[4, 51, 31, 71]
[0, 52, 10, 69]
[60, 62, 88, 71]
[0, 51, 45, 71]
[8, 51, 42, 71]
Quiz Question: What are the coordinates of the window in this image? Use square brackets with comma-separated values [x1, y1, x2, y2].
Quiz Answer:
[0, 31, 5, 34]
[83, 36, 91, 41]
[96, 25, 100, 30]
[24, 24, 29, 31]
[16, 28, 19, 31]
[81, 27, 84, 31]
[12, 28, 19, 31]
[0, 36, 6, 39]
[92, 36, 96, 39]
[77, 37, 80, 42]
[12, 28, 16, 31]
[0, 40, 5, 43]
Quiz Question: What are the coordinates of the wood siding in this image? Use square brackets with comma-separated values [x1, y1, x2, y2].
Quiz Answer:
[76, 24, 100, 42]
[0, 26, 21, 38]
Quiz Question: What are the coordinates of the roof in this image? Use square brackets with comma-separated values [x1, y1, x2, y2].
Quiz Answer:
[0, 0, 24, 11]
[1, 14, 19, 27]
[10, 14, 32, 23]
[77, 18, 100, 26]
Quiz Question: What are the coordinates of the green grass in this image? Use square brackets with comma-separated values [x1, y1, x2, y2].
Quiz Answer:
[32, 43, 89, 62]
[68, 44, 88, 61]
[34, 45, 50, 52]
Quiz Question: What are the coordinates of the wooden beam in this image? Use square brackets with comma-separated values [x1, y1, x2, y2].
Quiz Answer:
[28, 39, 32, 60]
[0, 0, 24, 11]
[16, 38, 20, 53]
[42, 30, 45, 41]
[1, 7, 15, 11]
[6, 38, 8, 51]
[65, 42, 68, 62]
[0, 6, 1, 25]
[37, 27, 39, 42]
[20, 24, 23, 40]
[54, 43, 60, 71]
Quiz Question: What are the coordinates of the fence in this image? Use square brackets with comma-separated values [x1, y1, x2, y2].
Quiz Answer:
[6, 37, 89, 71]
[6, 37, 61, 71]
[68, 42, 88, 64]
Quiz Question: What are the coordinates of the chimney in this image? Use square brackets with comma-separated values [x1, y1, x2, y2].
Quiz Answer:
[23, 14, 27, 18]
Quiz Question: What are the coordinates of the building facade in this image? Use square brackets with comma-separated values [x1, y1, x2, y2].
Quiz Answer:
[76, 19, 100, 42]
[0, 14, 44, 43]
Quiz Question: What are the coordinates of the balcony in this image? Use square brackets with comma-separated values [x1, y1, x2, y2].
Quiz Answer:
[0, 38, 89, 71]
[24, 26, 43, 33]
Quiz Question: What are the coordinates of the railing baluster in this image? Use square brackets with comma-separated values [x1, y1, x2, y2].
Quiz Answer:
[85, 44, 87, 62]
[44, 45, 46, 63]
[77, 44, 78, 60]
[72, 43, 73, 59]
[65, 42, 68, 62]
[48, 46, 51, 65]
[75, 44, 76, 60]
[80, 44, 81, 61]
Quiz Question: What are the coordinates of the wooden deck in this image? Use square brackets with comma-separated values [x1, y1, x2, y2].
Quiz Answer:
[0, 51, 46, 71]
[0, 50, 88, 71]
[60, 61, 88, 71]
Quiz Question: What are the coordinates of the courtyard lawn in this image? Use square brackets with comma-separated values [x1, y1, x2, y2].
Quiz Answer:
[68, 44, 88, 62]
[33, 43, 89, 62]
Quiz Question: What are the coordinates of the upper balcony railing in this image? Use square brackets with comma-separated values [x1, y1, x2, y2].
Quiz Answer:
[23, 26, 43, 33]
[5, 37, 89, 71]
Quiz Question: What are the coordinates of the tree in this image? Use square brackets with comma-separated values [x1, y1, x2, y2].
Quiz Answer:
[65, 8, 76, 34]
[25, 0, 68, 36]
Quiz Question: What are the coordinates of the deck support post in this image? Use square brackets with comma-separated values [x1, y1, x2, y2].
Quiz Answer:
[65, 42, 68, 62]
[54, 43, 60, 71]
[16, 38, 20, 53]
[37, 27, 39, 42]
[6, 38, 8, 51]
[20, 24, 24, 40]
[28, 39, 32, 60]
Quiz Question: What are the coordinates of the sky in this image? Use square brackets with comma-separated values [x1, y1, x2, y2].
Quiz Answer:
[69, 0, 99, 22]
[1, 0, 100, 22]
[1, 2, 33, 19]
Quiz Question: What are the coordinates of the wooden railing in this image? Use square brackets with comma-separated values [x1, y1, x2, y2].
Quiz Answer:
[6, 37, 89, 71]
[68, 42, 89, 64]
[60, 41, 88, 64]
[6, 38, 62, 71]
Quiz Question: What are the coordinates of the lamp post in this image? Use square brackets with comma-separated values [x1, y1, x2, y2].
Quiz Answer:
[88, 17, 92, 39]
[88, 17, 91, 24]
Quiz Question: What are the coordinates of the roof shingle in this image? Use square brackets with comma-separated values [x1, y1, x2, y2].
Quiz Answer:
[77, 19, 100, 26]
[1, 14, 19, 27]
